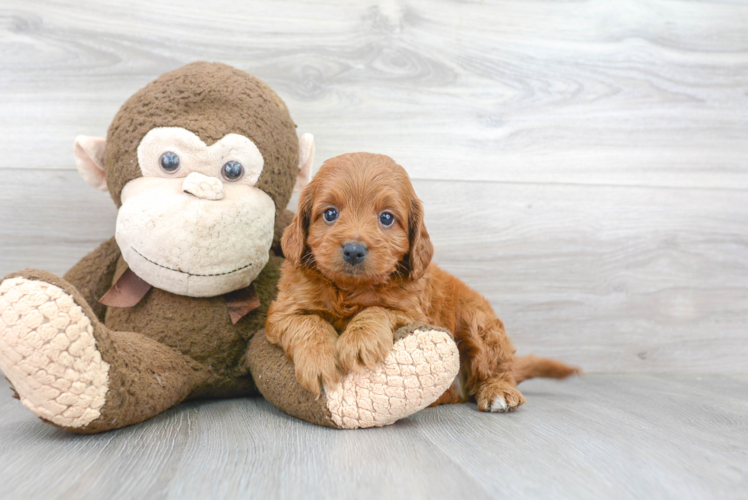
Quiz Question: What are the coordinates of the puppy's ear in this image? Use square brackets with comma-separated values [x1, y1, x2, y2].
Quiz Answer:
[282, 184, 314, 268]
[406, 196, 434, 280]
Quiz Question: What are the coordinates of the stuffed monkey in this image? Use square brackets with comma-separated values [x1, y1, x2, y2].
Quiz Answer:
[0, 62, 459, 432]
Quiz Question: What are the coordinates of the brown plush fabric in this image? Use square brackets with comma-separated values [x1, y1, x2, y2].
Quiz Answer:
[63, 237, 121, 323]
[4, 254, 287, 433]
[393, 321, 452, 342]
[5, 269, 203, 433]
[1, 63, 338, 433]
[247, 330, 337, 428]
[105, 253, 284, 396]
[105, 62, 299, 212]
[246, 322, 449, 429]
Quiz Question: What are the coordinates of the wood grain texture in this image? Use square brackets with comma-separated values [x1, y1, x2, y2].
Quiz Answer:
[1, 0, 748, 189]
[0, 375, 746, 500]
[2, 170, 746, 373]
[1, 0, 747, 374]
[2, 2, 747, 498]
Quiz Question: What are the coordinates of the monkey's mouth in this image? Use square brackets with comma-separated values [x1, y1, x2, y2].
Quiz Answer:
[130, 246, 253, 277]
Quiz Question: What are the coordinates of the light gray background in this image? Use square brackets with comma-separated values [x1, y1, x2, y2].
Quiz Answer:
[0, 1, 746, 498]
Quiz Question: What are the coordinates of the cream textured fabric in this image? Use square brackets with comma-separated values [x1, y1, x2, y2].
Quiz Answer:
[295, 133, 315, 192]
[137, 127, 265, 186]
[326, 328, 460, 429]
[182, 172, 225, 200]
[0, 278, 110, 428]
[116, 177, 275, 297]
[113, 125, 277, 298]
[73, 135, 108, 192]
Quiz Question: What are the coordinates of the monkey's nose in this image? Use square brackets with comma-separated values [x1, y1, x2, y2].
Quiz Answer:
[342, 242, 367, 265]
[182, 172, 225, 200]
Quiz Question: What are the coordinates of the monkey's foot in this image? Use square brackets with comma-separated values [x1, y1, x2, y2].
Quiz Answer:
[0, 273, 110, 428]
[325, 323, 460, 429]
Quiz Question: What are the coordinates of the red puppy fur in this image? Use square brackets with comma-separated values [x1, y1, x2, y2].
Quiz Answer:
[266, 153, 579, 412]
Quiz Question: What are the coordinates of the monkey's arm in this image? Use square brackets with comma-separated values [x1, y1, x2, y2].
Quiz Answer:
[63, 237, 121, 323]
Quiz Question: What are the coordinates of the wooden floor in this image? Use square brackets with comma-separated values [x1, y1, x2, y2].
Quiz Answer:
[1, 375, 746, 500]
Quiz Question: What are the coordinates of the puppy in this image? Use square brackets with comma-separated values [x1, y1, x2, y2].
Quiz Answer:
[266, 153, 578, 412]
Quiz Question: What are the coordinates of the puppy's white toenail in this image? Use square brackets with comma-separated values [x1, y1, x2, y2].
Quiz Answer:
[490, 395, 508, 413]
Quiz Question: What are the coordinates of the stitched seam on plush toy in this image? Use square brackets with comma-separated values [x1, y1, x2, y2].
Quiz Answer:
[131, 246, 253, 277]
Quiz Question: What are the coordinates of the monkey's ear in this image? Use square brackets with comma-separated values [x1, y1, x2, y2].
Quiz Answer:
[295, 133, 315, 192]
[406, 197, 434, 280]
[73, 136, 108, 191]
[282, 184, 314, 268]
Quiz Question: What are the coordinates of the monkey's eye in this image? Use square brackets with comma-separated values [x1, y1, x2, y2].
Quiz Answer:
[160, 152, 180, 173]
[323, 207, 339, 223]
[221, 161, 244, 182]
[379, 211, 395, 227]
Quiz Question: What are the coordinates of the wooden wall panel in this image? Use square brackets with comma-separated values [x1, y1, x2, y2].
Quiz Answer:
[1, 0, 746, 373]
[1, 170, 745, 372]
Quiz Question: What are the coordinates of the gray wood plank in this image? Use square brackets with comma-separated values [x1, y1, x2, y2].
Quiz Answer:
[0, 375, 746, 500]
[414, 374, 748, 499]
[1, 0, 747, 190]
[419, 179, 748, 374]
[0, 170, 118, 276]
[2, 169, 746, 373]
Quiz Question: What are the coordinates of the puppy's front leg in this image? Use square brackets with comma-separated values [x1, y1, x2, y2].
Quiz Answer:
[266, 310, 340, 397]
[338, 307, 416, 373]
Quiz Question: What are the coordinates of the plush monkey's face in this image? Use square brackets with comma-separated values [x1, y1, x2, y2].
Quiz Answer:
[73, 63, 314, 297]
[115, 127, 275, 296]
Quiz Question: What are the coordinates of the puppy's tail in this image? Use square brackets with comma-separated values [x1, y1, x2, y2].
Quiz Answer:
[513, 355, 581, 384]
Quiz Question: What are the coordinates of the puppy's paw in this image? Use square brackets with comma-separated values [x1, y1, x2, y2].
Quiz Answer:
[476, 381, 526, 413]
[337, 323, 393, 374]
[293, 340, 341, 398]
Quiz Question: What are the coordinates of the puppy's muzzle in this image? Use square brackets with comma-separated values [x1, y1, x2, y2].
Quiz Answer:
[342, 242, 367, 265]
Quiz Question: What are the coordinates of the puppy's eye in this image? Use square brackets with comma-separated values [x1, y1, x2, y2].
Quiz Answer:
[379, 211, 395, 227]
[160, 152, 180, 173]
[222, 161, 244, 182]
[323, 207, 339, 223]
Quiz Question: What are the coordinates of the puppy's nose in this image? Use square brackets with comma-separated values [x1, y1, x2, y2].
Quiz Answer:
[342, 242, 367, 265]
